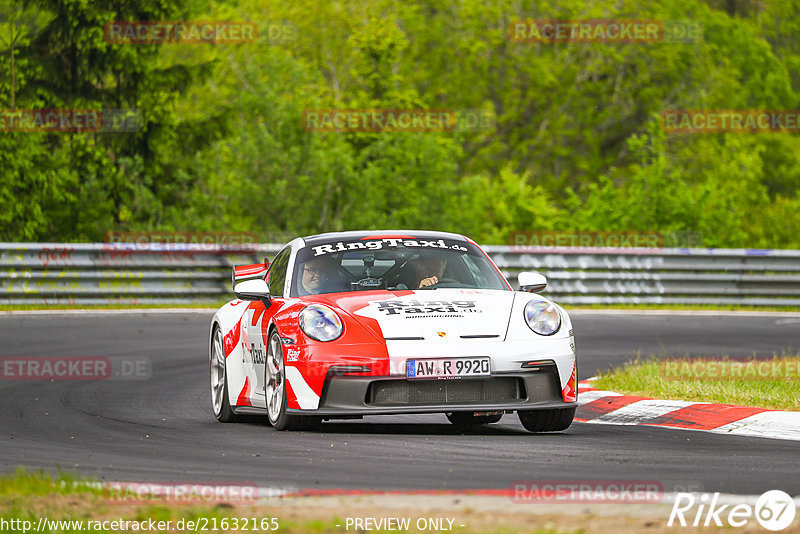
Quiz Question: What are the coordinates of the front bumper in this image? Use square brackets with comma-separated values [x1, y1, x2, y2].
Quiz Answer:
[287, 367, 575, 416]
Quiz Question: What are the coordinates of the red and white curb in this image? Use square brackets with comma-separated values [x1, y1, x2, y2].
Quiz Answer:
[577, 378, 800, 441]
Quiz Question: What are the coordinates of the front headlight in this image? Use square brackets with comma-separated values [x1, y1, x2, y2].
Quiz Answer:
[523, 300, 561, 336]
[299, 304, 343, 342]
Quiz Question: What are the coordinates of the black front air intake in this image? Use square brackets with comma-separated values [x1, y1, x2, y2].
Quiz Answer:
[367, 377, 524, 406]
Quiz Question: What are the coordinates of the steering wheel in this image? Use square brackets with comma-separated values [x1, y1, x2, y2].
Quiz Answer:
[418, 277, 460, 289]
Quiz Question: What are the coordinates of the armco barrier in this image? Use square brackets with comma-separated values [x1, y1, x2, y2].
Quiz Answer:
[485, 246, 800, 307]
[0, 243, 280, 306]
[1, 243, 799, 307]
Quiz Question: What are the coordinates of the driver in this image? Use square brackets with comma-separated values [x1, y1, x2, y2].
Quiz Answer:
[413, 252, 447, 288]
[299, 257, 329, 295]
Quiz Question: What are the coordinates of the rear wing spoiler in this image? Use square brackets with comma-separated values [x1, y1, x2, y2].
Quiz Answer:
[231, 259, 270, 290]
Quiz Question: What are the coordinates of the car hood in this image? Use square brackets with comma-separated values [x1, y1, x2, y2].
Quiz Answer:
[311, 288, 516, 342]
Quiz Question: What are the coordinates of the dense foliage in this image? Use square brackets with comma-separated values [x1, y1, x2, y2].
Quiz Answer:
[1, 0, 799, 247]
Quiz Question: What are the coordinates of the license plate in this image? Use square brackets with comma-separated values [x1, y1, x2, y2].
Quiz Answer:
[406, 357, 490, 379]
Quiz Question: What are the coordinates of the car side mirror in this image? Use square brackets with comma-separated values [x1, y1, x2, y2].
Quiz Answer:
[518, 271, 547, 293]
[234, 278, 271, 306]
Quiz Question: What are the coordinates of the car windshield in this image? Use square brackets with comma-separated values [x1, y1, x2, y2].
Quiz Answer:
[291, 238, 509, 296]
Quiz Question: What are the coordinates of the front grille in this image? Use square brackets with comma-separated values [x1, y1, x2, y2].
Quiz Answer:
[367, 377, 524, 406]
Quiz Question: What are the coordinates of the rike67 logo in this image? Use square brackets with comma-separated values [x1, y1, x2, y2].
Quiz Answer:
[669, 490, 796, 531]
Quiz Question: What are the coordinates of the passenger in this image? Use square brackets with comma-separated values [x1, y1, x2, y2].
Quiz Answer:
[413, 252, 447, 288]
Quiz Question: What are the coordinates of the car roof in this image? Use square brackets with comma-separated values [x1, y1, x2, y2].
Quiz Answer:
[300, 230, 469, 247]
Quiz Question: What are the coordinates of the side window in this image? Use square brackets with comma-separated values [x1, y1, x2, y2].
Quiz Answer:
[266, 248, 292, 297]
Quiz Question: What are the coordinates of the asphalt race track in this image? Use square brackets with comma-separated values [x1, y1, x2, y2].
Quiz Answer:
[1, 310, 799, 494]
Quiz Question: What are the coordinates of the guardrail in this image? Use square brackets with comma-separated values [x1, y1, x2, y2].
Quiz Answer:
[1, 243, 799, 307]
[0, 243, 280, 306]
[486, 246, 800, 306]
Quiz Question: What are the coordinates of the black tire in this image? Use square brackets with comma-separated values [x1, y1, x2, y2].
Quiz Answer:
[517, 407, 576, 432]
[211, 325, 241, 423]
[446, 411, 503, 430]
[266, 330, 321, 431]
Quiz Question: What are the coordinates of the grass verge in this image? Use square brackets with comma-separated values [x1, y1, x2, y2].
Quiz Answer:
[593, 355, 800, 410]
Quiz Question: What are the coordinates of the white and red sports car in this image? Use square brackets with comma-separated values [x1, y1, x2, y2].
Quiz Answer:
[209, 231, 577, 431]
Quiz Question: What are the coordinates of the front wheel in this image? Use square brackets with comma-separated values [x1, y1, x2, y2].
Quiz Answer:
[517, 407, 575, 432]
[265, 331, 320, 431]
[211, 326, 240, 422]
